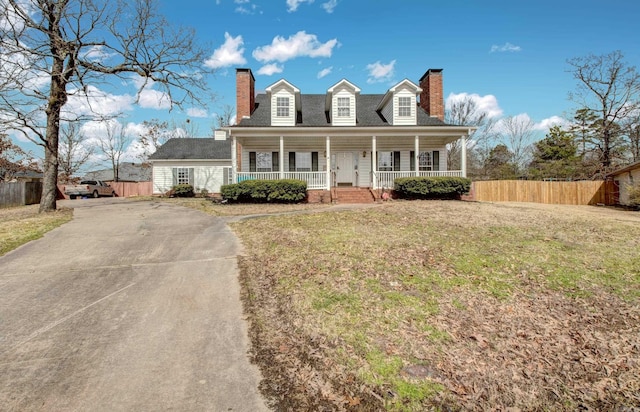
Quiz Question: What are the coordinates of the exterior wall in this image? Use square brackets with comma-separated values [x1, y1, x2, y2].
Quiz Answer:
[392, 87, 417, 126]
[240, 147, 327, 172]
[152, 160, 231, 194]
[380, 100, 393, 125]
[270, 85, 296, 126]
[614, 168, 640, 206]
[331, 87, 357, 126]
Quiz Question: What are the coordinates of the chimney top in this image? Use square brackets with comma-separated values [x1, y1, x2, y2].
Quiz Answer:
[419, 68, 443, 82]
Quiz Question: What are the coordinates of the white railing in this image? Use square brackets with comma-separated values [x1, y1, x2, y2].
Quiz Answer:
[375, 170, 463, 189]
[235, 171, 327, 190]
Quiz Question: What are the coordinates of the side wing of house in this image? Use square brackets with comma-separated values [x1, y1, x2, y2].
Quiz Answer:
[152, 160, 231, 195]
[614, 166, 640, 206]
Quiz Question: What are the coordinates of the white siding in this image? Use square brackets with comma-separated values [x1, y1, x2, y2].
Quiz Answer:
[358, 151, 371, 187]
[152, 161, 230, 194]
[615, 167, 640, 206]
[270, 85, 296, 126]
[331, 87, 357, 126]
[380, 100, 393, 125]
[393, 88, 417, 126]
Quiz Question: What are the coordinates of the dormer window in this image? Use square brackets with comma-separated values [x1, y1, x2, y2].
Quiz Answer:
[276, 97, 290, 117]
[398, 97, 412, 117]
[337, 97, 350, 117]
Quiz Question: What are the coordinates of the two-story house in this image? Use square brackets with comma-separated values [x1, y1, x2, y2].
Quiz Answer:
[225, 67, 473, 201]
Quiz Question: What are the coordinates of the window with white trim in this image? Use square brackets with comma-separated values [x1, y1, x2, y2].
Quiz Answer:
[378, 152, 394, 171]
[276, 97, 289, 117]
[295, 152, 312, 172]
[256, 152, 273, 172]
[418, 151, 432, 171]
[337, 97, 350, 117]
[176, 167, 191, 184]
[398, 97, 412, 117]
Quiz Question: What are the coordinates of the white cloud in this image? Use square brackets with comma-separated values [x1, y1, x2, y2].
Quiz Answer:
[186, 107, 209, 118]
[257, 63, 284, 76]
[366, 60, 396, 83]
[286, 0, 314, 12]
[252, 31, 338, 63]
[317, 66, 332, 79]
[490, 42, 522, 53]
[322, 0, 338, 13]
[63, 85, 135, 118]
[445, 92, 503, 119]
[131, 76, 172, 110]
[534, 116, 569, 131]
[82, 45, 114, 63]
[204, 32, 247, 69]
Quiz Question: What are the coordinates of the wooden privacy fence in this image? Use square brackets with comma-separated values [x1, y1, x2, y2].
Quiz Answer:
[470, 180, 616, 205]
[56, 182, 153, 199]
[0, 181, 42, 208]
[107, 181, 153, 197]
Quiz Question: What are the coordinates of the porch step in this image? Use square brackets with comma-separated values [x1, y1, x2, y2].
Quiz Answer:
[332, 188, 375, 204]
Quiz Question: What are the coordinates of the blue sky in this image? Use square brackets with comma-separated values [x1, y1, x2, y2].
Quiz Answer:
[9, 0, 640, 165]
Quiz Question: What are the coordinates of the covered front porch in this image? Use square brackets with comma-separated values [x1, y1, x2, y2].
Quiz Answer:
[229, 128, 472, 190]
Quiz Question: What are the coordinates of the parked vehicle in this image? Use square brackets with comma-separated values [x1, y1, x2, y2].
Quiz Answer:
[65, 180, 116, 199]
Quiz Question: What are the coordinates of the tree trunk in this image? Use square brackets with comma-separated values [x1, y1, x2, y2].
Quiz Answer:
[39, 54, 67, 212]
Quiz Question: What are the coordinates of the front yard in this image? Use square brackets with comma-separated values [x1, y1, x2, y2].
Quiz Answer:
[0, 205, 72, 256]
[230, 201, 640, 410]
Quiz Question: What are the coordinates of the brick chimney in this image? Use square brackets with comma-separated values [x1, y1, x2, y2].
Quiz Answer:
[236, 68, 255, 121]
[419, 69, 444, 121]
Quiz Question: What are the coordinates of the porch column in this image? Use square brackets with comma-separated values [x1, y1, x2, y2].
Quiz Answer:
[279, 135, 284, 179]
[232, 134, 237, 183]
[372, 135, 377, 189]
[325, 136, 331, 190]
[414, 135, 420, 176]
[461, 134, 467, 178]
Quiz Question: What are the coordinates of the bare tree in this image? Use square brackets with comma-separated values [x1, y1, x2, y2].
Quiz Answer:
[137, 119, 172, 162]
[445, 96, 497, 174]
[0, 0, 212, 212]
[499, 115, 536, 174]
[0, 133, 37, 182]
[567, 50, 640, 173]
[213, 104, 236, 130]
[58, 122, 93, 182]
[171, 118, 200, 138]
[620, 112, 640, 163]
[98, 121, 130, 182]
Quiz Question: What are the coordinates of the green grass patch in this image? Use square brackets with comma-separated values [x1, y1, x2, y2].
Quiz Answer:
[0, 206, 73, 256]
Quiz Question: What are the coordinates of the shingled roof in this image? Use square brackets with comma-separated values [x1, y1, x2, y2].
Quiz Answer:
[149, 138, 231, 160]
[235, 93, 448, 127]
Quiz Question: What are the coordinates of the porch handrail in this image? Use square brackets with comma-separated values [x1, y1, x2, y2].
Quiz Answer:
[235, 171, 326, 190]
[375, 170, 463, 189]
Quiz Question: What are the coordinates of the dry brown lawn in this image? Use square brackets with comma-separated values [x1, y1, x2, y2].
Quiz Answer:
[230, 201, 640, 411]
[0, 204, 72, 256]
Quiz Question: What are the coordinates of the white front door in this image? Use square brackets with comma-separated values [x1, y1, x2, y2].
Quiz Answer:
[335, 152, 354, 185]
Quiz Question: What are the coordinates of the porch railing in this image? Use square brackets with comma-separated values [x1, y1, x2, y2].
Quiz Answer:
[235, 171, 327, 190]
[375, 170, 463, 189]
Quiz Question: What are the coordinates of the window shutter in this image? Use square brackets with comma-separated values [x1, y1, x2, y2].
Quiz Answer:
[172, 168, 178, 186]
[188, 168, 195, 185]
[289, 152, 296, 172]
[410, 151, 415, 171]
[249, 152, 256, 172]
[433, 151, 440, 171]
[393, 151, 401, 171]
[311, 152, 319, 172]
[272, 152, 279, 172]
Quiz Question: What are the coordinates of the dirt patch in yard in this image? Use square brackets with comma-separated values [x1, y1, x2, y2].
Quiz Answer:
[234, 201, 640, 410]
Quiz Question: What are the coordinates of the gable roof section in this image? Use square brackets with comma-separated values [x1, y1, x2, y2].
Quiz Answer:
[376, 79, 422, 111]
[83, 163, 151, 182]
[235, 93, 447, 127]
[325, 79, 361, 112]
[606, 160, 640, 177]
[148, 138, 231, 160]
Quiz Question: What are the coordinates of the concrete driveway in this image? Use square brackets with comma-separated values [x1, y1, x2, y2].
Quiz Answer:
[0, 199, 268, 411]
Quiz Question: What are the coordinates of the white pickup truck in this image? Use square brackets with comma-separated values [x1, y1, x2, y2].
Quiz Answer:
[65, 180, 116, 199]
